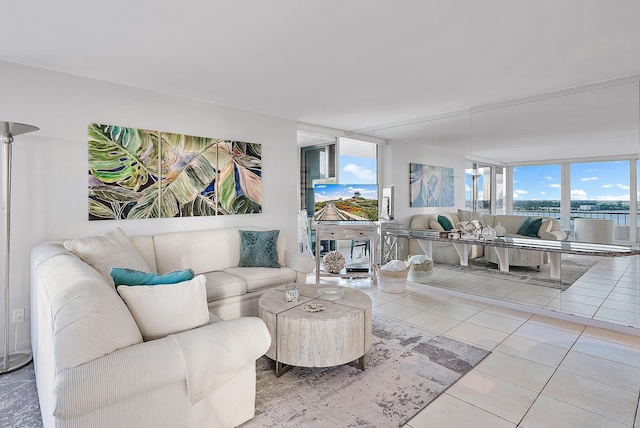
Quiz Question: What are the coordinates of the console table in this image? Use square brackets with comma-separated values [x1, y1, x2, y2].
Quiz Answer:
[313, 221, 378, 283]
[386, 230, 640, 280]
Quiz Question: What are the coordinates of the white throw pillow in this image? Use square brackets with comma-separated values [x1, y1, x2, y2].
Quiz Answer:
[537, 218, 553, 238]
[117, 275, 209, 341]
[64, 228, 150, 284]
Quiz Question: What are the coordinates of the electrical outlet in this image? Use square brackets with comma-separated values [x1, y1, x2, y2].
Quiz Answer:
[12, 308, 24, 324]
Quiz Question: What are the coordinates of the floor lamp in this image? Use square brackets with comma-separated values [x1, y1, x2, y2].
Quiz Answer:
[0, 121, 39, 374]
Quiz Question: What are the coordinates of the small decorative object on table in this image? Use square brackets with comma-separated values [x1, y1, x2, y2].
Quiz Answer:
[323, 250, 346, 274]
[481, 226, 497, 240]
[302, 303, 326, 312]
[317, 287, 344, 300]
[406, 254, 433, 284]
[494, 222, 506, 237]
[285, 283, 299, 302]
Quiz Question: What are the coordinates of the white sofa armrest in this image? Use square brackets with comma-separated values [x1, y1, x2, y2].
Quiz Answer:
[285, 250, 315, 273]
[169, 317, 271, 404]
[54, 318, 271, 419]
[541, 230, 567, 241]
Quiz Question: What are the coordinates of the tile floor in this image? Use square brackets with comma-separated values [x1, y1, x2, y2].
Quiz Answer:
[315, 256, 640, 428]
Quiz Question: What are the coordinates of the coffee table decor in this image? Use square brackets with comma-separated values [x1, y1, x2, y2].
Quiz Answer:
[302, 303, 326, 312]
[316, 287, 344, 300]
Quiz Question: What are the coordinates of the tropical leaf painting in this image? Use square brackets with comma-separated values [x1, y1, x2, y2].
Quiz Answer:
[88, 123, 262, 220]
[409, 163, 454, 207]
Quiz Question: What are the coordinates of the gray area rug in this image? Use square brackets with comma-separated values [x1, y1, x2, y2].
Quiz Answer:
[0, 361, 42, 428]
[241, 314, 490, 428]
[440, 256, 598, 291]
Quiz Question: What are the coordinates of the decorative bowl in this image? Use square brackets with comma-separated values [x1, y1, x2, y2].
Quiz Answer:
[317, 287, 344, 300]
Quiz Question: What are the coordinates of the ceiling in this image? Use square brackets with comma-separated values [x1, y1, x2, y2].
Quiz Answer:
[2, 0, 640, 161]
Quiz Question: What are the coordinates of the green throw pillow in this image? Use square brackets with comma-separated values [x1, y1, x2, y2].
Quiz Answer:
[110, 268, 195, 288]
[239, 230, 281, 268]
[517, 217, 543, 238]
[437, 215, 454, 231]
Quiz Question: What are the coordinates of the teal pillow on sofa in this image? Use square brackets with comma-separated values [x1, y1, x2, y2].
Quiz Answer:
[517, 217, 543, 238]
[239, 230, 281, 268]
[110, 268, 195, 288]
[437, 215, 454, 232]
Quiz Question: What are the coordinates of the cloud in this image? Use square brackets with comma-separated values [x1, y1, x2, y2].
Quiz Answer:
[540, 191, 547, 195]
[544, 176, 553, 180]
[581, 177, 598, 181]
[594, 194, 630, 201]
[548, 184, 561, 188]
[348, 186, 377, 196]
[616, 184, 630, 190]
[571, 189, 588, 198]
[343, 164, 375, 180]
[513, 189, 528, 198]
[465, 184, 471, 192]
[602, 184, 613, 188]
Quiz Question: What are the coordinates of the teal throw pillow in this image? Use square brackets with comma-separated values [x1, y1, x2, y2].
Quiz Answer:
[517, 217, 543, 238]
[437, 215, 454, 231]
[239, 230, 281, 268]
[110, 268, 195, 288]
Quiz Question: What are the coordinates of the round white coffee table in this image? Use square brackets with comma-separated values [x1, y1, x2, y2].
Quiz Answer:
[258, 284, 372, 377]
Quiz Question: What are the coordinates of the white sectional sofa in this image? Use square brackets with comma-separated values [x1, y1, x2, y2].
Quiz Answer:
[409, 211, 567, 268]
[30, 226, 315, 428]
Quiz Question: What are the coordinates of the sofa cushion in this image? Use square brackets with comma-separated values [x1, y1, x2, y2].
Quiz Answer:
[110, 268, 195, 287]
[224, 266, 297, 293]
[430, 219, 445, 232]
[538, 218, 553, 237]
[63, 228, 150, 284]
[517, 217, 543, 238]
[239, 230, 280, 268]
[437, 215, 454, 231]
[117, 275, 209, 341]
[201, 271, 248, 301]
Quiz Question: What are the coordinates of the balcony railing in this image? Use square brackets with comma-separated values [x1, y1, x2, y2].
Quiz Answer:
[512, 209, 631, 226]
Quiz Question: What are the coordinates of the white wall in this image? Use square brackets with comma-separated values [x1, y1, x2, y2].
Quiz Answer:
[380, 140, 466, 256]
[0, 61, 299, 353]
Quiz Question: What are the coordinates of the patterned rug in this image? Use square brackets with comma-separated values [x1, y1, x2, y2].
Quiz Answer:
[240, 314, 490, 428]
[439, 256, 598, 291]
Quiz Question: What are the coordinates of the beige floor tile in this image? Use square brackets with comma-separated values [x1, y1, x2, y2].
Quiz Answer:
[559, 350, 640, 393]
[571, 335, 640, 368]
[554, 292, 605, 306]
[446, 371, 539, 424]
[527, 314, 586, 334]
[595, 307, 640, 325]
[582, 325, 640, 349]
[608, 287, 640, 297]
[412, 288, 454, 302]
[520, 394, 629, 428]
[392, 294, 442, 310]
[478, 277, 524, 289]
[451, 272, 490, 284]
[600, 298, 640, 313]
[514, 284, 561, 297]
[578, 276, 619, 287]
[482, 305, 534, 321]
[542, 370, 638, 425]
[561, 286, 611, 298]
[363, 288, 403, 301]
[503, 291, 554, 306]
[372, 301, 422, 320]
[407, 393, 516, 428]
[427, 302, 479, 321]
[495, 335, 569, 367]
[572, 280, 615, 292]
[543, 297, 599, 317]
[606, 291, 640, 303]
[403, 311, 461, 334]
[466, 284, 514, 299]
[446, 296, 491, 310]
[475, 351, 555, 392]
[465, 311, 526, 334]
[434, 281, 477, 292]
[444, 322, 510, 350]
[514, 323, 580, 349]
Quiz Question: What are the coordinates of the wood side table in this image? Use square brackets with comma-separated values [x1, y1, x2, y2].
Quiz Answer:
[258, 284, 372, 377]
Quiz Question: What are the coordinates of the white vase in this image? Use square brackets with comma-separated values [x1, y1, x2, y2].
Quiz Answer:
[495, 222, 506, 237]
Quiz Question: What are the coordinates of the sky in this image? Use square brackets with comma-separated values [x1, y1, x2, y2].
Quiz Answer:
[513, 161, 632, 201]
[314, 184, 378, 202]
[339, 154, 377, 184]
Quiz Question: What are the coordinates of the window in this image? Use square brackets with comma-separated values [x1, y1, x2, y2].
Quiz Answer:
[512, 164, 561, 217]
[465, 163, 491, 214]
